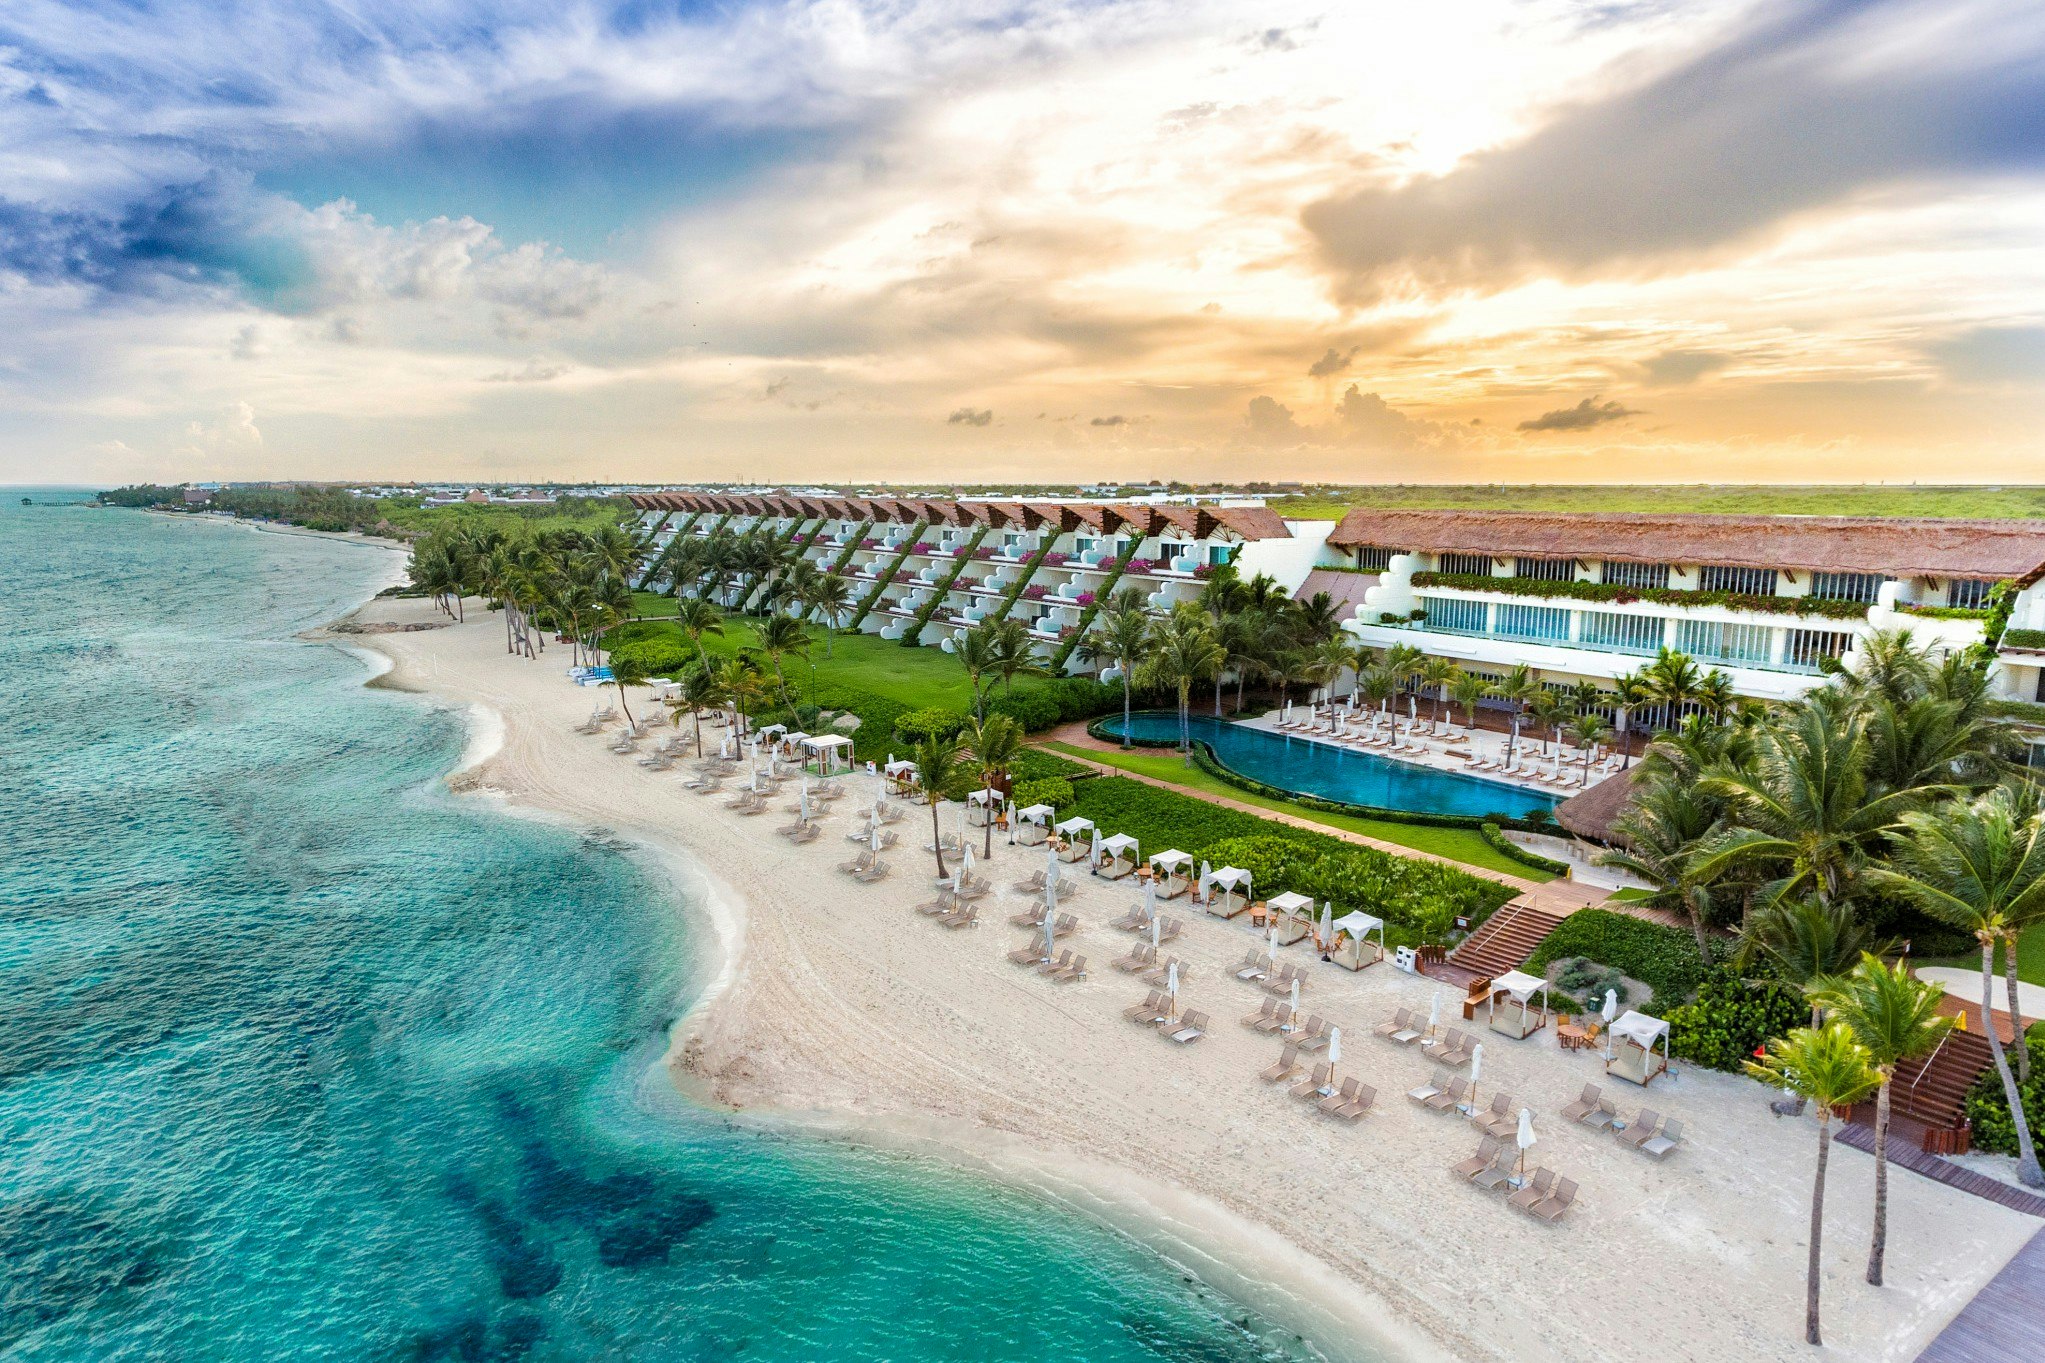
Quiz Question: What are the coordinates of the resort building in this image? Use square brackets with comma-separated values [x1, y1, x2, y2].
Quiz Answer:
[629, 492, 2045, 710]
[1322, 509, 2045, 704]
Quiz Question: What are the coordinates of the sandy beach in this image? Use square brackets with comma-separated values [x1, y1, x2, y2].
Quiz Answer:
[344, 594, 2036, 1363]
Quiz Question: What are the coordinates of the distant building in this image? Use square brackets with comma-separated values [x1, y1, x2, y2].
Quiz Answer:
[181, 487, 212, 506]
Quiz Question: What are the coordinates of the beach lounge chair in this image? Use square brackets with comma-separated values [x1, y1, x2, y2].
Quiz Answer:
[1050, 953, 1087, 981]
[1318, 1076, 1363, 1115]
[1139, 956, 1184, 988]
[1390, 1012, 1423, 1045]
[1256, 1003, 1293, 1035]
[1470, 1147, 1518, 1192]
[1334, 1083, 1376, 1122]
[1560, 1084, 1603, 1124]
[1373, 1008, 1413, 1039]
[1526, 1177, 1578, 1223]
[915, 889, 958, 916]
[1113, 943, 1157, 974]
[1262, 1043, 1303, 1083]
[1035, 948, 1074, 977]
[838, 851, 876, 876]
[1424, 1078, 1470, 1113]
[1233, 950, 1272, 981]
[1110, 900, 1149, 932]
[1616, 1110, 1663, 1149]
[1407, 1070, 1450, 1105]
[1432, 1029, 1475, 1067]
[939, 904, 979, 929]
[1011, 869, 1048, 895]
[1472, 1093, 1517, 1139]
[1295, 1015, 1330, 1051]
[1289, 1064, 1333, 1099]
[1051, 911, 1079, 938]
[1507, 1168, 1557, 1212]
[1640, 1118, 1685, 1159]
[1007, 903, 1047, 928]
[1123, 990, 1168, 1023]
[1242, 998, 1278, 1029]
[786, 823, 819, 844]
[851, 860, 890, 884]
[1155, 917, 1182, 944]
[1451, 1137, 1502, 1179]
[1162, 1010, 1207, 1043]
[1260, 964, 1302, 997]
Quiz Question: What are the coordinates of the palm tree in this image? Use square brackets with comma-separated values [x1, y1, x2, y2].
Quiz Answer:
[751, 614, 811, 708]
[1599, 778, 1728, 963]
[1833, 626, 1941, 708]
[954, 622, 1000, 719]
[1867, 786, 2045, 1185]
[1745, 1021, 1883, 1346]
[1527, 688, 1569, 758]
[1565, 712, 1609, 785]
[1448, 670, 1488, 736]
[1138, 607, 1226, 760]
[1487, 663, 1541, 768]
[1739, 898, 1886, 1025]
[912, 731, 971, 879]
[1417, 657, 1460, 732]
[1356, 666, 1398, 743]
[963, 713, 1025, 859]
[1808, 954, 1956, 1286]
[675, 598, 725, 671]
[1078, 598, 1153, 748]
[714, 655, 767, 738]
[1645, 648, 1705, 732]
[668, 663, 727, 757]
[808, 573, 854, 654]
[1610, 669, 1652, 768]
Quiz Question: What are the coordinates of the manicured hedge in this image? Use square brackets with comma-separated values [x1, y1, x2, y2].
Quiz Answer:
[1524, 909, 1717, 1009]
[1060, 776, 1516, 940]
[1480, 822, 1570, 875]
[1010, 748, 1088, 782]
[1664, 971, 1811, 1073]
[895, 706, 971, 743]
[1010, 777, 1075, 812]
[2002, 627, 2045, 651]
[1966, 1036, 2045, 1156]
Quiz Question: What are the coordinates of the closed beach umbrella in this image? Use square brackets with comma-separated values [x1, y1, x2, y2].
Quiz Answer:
[870, 821, 883, 854]
[1166, 960, 1179, 1007]
[1150, 914, 1161, 951]
[1469, 1043, 1483, 1090]
[1198, 860, 1212, 901]
[1265, 925, 1278, 959]
[1288, 976, 1300, 1018]
[1319, 902, 1333, 950]
[1327, 1026, 1341, 1066]
[1516, 1107, 1536, 1178]
[1045, 845, 1060, 893]
[1141, 878, 1157, 922]
[1427, 988, 1442, 1034]
[1601, 989, 1619, 1058]
[799, 786, 811, 823]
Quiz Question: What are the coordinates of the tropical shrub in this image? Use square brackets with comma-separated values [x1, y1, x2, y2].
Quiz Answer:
[605, 637, 695, 678]
[894, 707, 970, 743]
[1480, 822, 1570, 874]
[1553, 956, 1629, 1007]
[1010, 777, 1075, 812]
[1524, 909, 1717, 1009]
[989, 691, 1061, 732]
[1665, 971, 1810, 1073]
[1009, 747, 1088, 781]
[1966, 1036, 2045, 1156]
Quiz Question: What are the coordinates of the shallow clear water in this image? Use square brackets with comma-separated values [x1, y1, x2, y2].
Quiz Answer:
[1097, 711, 1558, 821]
[0, 495, 1326, 1362]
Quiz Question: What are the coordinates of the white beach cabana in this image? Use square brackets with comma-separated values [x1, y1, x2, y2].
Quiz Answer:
[1014, 803, 1054, 847]
[966, 787, 1007, 828]
[883, 758, 920, 794]
[1055, 816, 1096, 864]
[1606, 1010, 1672, 1086]
[1096, 832, 1139, 880]
[1206, 866, 1252, 919]
[1148, 849, 1193, 898]
[1487, 969, 1550, 1039]
[1268, 891, 1315, 946]
[1329, 910, 1386, 971]
[757, 723, 789, 743]
[800, 733, 855, 775]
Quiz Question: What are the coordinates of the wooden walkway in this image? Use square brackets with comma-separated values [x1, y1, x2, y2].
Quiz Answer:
[1836, 1123, 2045, 1218]
[1915, 1226, 2045, 1363]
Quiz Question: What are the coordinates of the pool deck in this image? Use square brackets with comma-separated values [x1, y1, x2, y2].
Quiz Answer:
[1232, 710, 1603, 801]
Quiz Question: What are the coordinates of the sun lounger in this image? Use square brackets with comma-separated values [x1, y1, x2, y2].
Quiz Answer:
[1008, 905, 1048, 928]
[1451, 1137, 1502, 1179]
[1334, 1083, 1376, 1121]
[1295, 1015, 1330, 1051]
[851, 860, 890, 883]
[1113, 943, 1157, 973]
[1162, 1010, 1207, 1043]
[1507, 1168, 1557, 1211]
[1110, 901, 1149, 932]
[1243, 997, 1278, 1029]
[1526, 1177, 1578, 1222]
[915, 891, 958, 916]
[1430, 1029, 1475, 1067]
[1289, 1064, 1333, 1099]
[1154, 917, 1182, 944]
[1423, 1077, 1470, 1113]
[1407, 1069, 1450, 1105]
[1560, 1084, 1604, 1124]
[1231, 949, 1270, 980]
[1050, 953, 1086, 981]
[1318, 1076, 1362, 1115]
[1012, 869, 1050, 894]
[1256, 1003, 1293, 1034]
[1139, 956, 1184, 988]
[1640, 1118, 1684, 1159]
[1262, 1042, 1303, 1083]
[1373, 1008, 1413, 1039]
[1011, 937, 1054, 967]
[1035, 948, 1074, 977]
[838, 851, 876, 875]
[786, 823, 819, 844]
[1471, 1147, 1518, 1192]
[1261, 965, 1303, 998]
[1124, 989, 1168, 1023]
[939, 904, 979, 929]
[1616, 1109, 1663, 1149]
[1471, 1093, 1516, 1139]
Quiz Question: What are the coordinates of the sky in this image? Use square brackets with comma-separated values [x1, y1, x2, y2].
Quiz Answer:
[3, 0, 2044, 486]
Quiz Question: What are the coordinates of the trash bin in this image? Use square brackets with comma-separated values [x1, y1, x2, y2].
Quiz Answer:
[1394, 945, 1419, 974]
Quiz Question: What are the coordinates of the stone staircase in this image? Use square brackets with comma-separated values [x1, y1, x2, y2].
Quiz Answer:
[1447, 898, 1571, 980]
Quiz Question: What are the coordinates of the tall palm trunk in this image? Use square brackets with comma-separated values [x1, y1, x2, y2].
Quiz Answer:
[1120, 662, 1134, 749]
[2006, 943, 2032, 1083]
[1980, 938, 2045, 1185]
[1868, 1073, 1891, 1285]
[930, 800, 948, 879]
[691, 708, 703, 757]
[1807, 1113, 1833, 1346]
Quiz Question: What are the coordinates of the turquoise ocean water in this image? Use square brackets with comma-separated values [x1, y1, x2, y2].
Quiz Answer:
[0, 494, 1327, 1362]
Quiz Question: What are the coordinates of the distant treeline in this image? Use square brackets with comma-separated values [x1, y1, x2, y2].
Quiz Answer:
[97, 484, 635, 538]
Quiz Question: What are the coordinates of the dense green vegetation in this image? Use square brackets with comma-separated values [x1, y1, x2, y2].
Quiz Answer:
[1525, 908, 1719, 1009]
[97, 482, 634, 538]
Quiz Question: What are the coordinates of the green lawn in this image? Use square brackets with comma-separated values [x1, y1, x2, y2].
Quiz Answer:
[1041, 740, 1547, 881]
[1921, 928, 2045, 989]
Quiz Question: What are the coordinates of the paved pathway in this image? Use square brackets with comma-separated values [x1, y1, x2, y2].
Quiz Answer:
[1914, 1225, 2045, 1362]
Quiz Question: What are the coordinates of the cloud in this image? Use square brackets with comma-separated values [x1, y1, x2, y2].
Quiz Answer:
[1239, 386, 1453, 451]
[1090, 414, 1128, 426]
[1333, 386, 1438, 450]
[1926, 325, 2045, 385]
[1242, 394, 1304, 444]
[1307, 346, 1359, 378]
[482, 360, 571, 383]
[946, 407, 993, 426]
[1302, 0, 2045, 299]
[176, 401, 264, 458]
[1518, 396, 1640, 432]
[228, 325, 267, 360]
[1642, 349, 1731, 385]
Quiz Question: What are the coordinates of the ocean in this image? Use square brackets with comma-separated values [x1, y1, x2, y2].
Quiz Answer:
[0, 493, 1322, 1362]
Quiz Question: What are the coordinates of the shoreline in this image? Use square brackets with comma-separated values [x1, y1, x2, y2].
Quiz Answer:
[332, 593, 2035, 1363]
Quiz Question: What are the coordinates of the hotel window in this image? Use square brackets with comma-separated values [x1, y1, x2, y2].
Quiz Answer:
[1494, 603, 1571, 643]
[1209, 544, 1235, 566]
[1811, 571, 1884, 603]
[1784, 627, 1855, 672]
[1354, 545, 1399, 572]
[1515, 556, 1576, 582]
[1947, 578, 1997, 610]
[1417, 595, 1487, 634]
[1675, 619, 1773, 666]
[1579, 610, 1667, 655]
[1159, 542, 1188, 565]
[1438, 552, 1494, 576]
[1699, 565, 1779, 596]
[1600, 560, 1671, 590]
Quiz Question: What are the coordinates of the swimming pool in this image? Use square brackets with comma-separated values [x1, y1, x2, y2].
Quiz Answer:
[1095, 712, 1560, 821]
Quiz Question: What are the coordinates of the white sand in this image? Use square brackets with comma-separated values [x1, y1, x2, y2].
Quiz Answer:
[345, 596, 2036, 1363]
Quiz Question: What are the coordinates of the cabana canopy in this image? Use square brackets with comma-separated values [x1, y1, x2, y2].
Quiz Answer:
[1015, 803, 1054, 824]
[1211, 866, 1251, 890]
[967, 787, 1006, 806]
[782, 731, 810, 745]
[758, 723, 788, 739]
[1055, 816, 1096, 836]
[1267, 891, 1314, 915]
[801, 734, 853, 751]
[1149, 849, 1192, 871]
[1098, 833, 1139, 856]
[1492, 969, 1547, 1002]
[883, 759, 918, 777]
[1610, 1010, 1670, 1049]
[1331, 910, 1383, 939]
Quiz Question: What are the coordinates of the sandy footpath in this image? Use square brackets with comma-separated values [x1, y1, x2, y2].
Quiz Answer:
[341, 595, 2034, 1363]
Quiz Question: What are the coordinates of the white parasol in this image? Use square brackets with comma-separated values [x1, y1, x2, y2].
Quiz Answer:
[1327, 1026, 1342, 1066]
[1318, 902, 1333, 950]
[1516, 1107, 1536, 1178]
[1601, 989, 1619, 1059]
[1427, 988, 1442, 1035]
[1197, 860, 1212, 901]
[1150, 914, 1161, 951]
